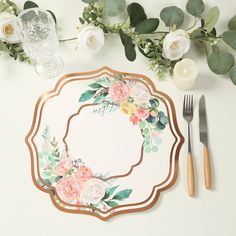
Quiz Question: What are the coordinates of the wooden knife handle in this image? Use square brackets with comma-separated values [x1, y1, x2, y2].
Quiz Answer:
[187, 153, 195, 197]
[204, 146, 211, 189]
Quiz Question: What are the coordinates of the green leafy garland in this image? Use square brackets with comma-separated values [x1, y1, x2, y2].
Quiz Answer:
[1, 0, 236, 85]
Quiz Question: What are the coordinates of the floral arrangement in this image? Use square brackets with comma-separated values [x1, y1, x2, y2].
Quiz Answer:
[79, 76, 168, 153]
[39, 126, 133, 210]
[1, 0, 236, 85]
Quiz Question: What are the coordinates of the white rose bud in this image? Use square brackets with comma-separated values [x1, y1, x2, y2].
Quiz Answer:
[76, 24, 105, 55]
[0, 12, 20, 43]
[162, 29, 191, 61]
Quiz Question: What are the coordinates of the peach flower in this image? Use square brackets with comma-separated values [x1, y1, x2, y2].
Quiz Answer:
[136, 107, 149, 120]
[55, 158, 73, 176]
[56, 177, 81, 201]
[75, 165, 93, 183]
[108, 81, 129, 103]
[150, 111, 158, 117]
[129, 115, 141, 125]
[120, 101, 136, 115]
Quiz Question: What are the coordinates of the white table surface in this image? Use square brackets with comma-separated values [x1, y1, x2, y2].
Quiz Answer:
[1, 0, 236, 235]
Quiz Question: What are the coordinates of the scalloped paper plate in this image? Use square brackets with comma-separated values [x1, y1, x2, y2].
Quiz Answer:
[26, 67, 184, 220]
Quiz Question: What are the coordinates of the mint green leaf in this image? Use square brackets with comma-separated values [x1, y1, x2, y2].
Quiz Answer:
[144, 146, 152, 153]
[104, 0, 126, 17]
[88, 83, 103, 89]
[127, 3, 147, 27]
[135, 18, 159, 34]
[222, 31, 236, 50]
[207, 49, 234, 74]
[0, 41, 10, 53]
[203, 7, 220, 32]
[105, 200, 119, 207]
[113, 189, 132, 200]
[143, 128, 149, 135]
[103, 185, 119, 200]
[23, 1, 39, 10]
[160, 6, 184, 27]
[152, 146, 158, 152]
[94, 94, 107, 103]
[228, 15, 236, 31]
[42, 171, 51, 177]
[229, 66, 236, 85]
[186, 0, 205, 17]
[138, 121, 146, 129]
[79, 90, 97, 102]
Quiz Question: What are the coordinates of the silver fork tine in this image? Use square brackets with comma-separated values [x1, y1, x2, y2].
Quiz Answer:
[188, 95, 191, 114]
[191, 95, 193, 114]
[183, 95, 186, 116]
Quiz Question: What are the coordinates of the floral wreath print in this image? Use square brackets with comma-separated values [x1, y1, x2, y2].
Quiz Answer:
[39, 126, 132, 211]
[79, 75, 168, 153]
[38, 75, 169, 211]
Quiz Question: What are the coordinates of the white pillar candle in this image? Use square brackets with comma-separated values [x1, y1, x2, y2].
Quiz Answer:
[173, 58, 199, 90]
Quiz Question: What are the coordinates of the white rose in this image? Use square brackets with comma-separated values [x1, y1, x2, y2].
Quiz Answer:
[0, 12, 20, 43]
[129, 83, 150, 105]
[76, 24, 105, 54]
[162, 29, 191, 61]
[80, 178, 106, 205]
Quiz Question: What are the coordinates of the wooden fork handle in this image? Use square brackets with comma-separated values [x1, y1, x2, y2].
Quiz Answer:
[187, 153, 195, 197]
[204, 146, 211, 189]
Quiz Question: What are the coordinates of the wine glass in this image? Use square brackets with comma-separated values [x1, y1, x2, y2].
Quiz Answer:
[17, 8, 63, 79]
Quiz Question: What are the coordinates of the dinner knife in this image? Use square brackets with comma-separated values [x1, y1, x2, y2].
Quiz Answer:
[199, 95, 211, 189]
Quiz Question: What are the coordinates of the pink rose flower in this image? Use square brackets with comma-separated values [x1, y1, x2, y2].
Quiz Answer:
[55, 158, 73, 176]
[129, 115, 141, 125]
[56, 177, 81, 201]
[108, 81, 129, 103]
[136, 107, 149, 120]
[75, 165, 93, 183]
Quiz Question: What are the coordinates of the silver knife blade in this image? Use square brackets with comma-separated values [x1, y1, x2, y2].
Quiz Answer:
[199, 95, 208, 146]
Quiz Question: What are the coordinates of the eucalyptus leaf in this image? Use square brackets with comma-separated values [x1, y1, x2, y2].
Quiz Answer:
[222, 31, 236, 50]
[228, 15, 236, 31]
[105, 201, 119, 207]
[135, 18, 159, 34]
[88, 83, 103, 89]
[229, 66, 236, 85]
[119, 30, 136, 61]
[103, 185, 119, 199]
[23, 1, 39, 10]
[0, 41, 10, 53]
[203, 7, 220, 32]
[127, 3, 147, 27]
[79, 90, 97, 102]
[94, 94, 106, 103]
[104, 0, 126, 17]
[113, 189, 132, 200]
[207, 49, 234, 74]
[186, 0, 205, 17]
[160, 6, 184, 27]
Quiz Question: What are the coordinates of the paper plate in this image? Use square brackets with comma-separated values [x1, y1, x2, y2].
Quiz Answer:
[25, 67, 184, 220]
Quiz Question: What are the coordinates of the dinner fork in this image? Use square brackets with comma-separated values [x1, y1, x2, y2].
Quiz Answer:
[183, 95, 195, 197]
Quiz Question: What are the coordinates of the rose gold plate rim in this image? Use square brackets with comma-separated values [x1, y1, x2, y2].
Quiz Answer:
[25, 66, 184, 221]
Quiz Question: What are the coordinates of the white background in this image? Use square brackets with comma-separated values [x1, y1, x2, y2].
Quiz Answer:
[0, 0, 236, 235]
